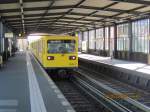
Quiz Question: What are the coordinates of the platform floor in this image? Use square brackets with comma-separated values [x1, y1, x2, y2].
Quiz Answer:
[0, 52, 74, 112]
[79, 53, 150, 75]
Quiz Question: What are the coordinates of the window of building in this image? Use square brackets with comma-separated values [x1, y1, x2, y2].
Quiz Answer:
[96, 28, 104, 50]
[89, 30, 95, 49]
[117, 23, 129, 51]
[78, 32, 82, 49]
[83, 31, 88, 41]
[132, 19, 149, 53]
[110, 26, 114, 51]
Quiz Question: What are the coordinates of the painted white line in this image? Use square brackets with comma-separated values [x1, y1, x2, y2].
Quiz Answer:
[67, 110, 76, 112]
[57, 94, 65, 99]
[54, 89, 61, 94]
[51, 85, 57, 89]
[49, 81, 55, 85]
[61, 101, 70, 106]
[0, 100, 18, 106]
[26, 52, 47, 112]
[0, 109, 16, 112]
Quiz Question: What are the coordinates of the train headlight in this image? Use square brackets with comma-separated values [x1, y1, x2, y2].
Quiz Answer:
[47, 56, 54, 60]
[69, 56, 76, 60]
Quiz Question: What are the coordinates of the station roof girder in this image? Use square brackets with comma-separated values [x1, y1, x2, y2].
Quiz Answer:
[0, 0, 150, 34]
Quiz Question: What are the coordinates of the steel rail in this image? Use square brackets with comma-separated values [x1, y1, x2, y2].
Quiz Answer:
[73, 69, 150, 112]
[72, 74, 131, 112]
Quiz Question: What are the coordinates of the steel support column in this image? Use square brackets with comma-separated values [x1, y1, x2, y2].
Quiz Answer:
[3, 25, 9, 61]
[128, 21, 132, 60]
[114, 23, 117, 58]
[80, 31, 83, 52]
[149, 19, 150, 54]
[103, 27, 105, 51]
[94, 29, 96, 51]
[0, 22, 5, 57]
[0, 22, 2, 54]
[148, 18, 150, 64]
[81, 31, 84, 41]
[108, 26, 111, 56]
[87, 30, 89, 53]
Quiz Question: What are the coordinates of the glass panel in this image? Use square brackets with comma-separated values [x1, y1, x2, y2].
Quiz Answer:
[132, 19, 149, 53]
[89, 30, 95, 49]
[117, 23, 129, 51]
[96, 28, 104, 50]
[83, 31, 88, 41]
[78, 32, 82, 49]
[110, 26, 114, 51]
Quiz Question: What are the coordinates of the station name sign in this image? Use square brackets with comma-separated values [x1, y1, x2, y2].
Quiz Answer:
[5, 33, 13, 38]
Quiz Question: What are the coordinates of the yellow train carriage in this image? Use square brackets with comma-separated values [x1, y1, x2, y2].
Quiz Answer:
[30, 35, 78, 70]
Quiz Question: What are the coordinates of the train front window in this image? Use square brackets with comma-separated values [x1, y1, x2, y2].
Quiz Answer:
[47, 40, 76, 53]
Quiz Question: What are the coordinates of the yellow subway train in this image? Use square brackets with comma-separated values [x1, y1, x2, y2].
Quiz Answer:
[30, 35, 78, 73]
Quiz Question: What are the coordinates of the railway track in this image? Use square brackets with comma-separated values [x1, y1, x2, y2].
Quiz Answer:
[76, 66, 150, 112]
[53, 79, 108, 112]
[49, 65, 150, 112]
[52, 73, 137, 112]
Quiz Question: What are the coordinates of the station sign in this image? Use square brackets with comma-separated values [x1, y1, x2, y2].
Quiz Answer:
[5, 33, 13, 38]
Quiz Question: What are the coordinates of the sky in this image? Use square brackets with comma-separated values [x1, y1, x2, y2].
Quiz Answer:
[27, 33, 43, 43]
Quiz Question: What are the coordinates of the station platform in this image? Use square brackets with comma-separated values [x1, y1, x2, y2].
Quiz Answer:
[78, 53, 150, 90]
[0, 52, 75, 112]
[79, 53, 150, 74]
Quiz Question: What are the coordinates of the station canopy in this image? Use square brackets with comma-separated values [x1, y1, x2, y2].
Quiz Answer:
[0, 0, 150, 34]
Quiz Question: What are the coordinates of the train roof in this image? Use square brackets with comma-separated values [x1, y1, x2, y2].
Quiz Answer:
[29, 33, 76, 37]
[29, 35, 77, 43]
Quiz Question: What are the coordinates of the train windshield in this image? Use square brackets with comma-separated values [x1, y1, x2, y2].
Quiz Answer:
[47, 40, 76, 53]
